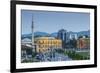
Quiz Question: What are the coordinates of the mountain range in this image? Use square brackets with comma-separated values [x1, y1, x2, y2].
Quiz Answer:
[22, 30, 90, 39]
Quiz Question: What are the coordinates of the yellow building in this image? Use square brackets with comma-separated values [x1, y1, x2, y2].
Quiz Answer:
[34, 37, 62, 53]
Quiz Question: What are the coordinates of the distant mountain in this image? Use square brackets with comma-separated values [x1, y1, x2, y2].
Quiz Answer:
[50, 30, 90, 38]
[77, 30, 90, 37]
[68, 30, 90, 37]
[34, 32, 48, 36]
[21, 30, 90, 39]
[50, 32, 58, 37]
[22, 32, 49, 39]
[22, 34, 32, 39]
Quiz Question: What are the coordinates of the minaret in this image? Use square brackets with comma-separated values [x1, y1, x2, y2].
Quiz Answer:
[32, 15, 34, 45]
[31, 14, 35, 52]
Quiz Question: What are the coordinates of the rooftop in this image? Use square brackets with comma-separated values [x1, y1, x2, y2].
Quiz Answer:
[35, 36, 57, 40]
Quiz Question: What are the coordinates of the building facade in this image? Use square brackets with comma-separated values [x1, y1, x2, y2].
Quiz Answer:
[57, 29, 67, 48]
[34, 37, 62, 53]
[77, 37, 90, 49]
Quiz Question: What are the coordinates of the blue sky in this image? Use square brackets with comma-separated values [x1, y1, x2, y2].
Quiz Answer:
[21, 10, 90, 34]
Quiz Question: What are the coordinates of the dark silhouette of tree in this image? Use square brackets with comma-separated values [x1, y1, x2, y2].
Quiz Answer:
[78, 35, 83, 39]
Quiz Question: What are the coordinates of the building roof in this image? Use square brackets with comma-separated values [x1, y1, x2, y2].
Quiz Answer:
[35, 36, 57, 40]
[21, 38, 31, 42]
[58, 29, 67, 32]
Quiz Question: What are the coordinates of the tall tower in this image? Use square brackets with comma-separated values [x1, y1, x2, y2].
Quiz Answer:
[32, 14, 34, 46]
[31, 14, 36, 52]
[57, 29, 67, 49]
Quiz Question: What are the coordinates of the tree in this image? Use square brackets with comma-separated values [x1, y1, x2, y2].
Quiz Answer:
[85, 35, 89, 38]
[78, 35, 83, 39]
[68, 39, 77, 48]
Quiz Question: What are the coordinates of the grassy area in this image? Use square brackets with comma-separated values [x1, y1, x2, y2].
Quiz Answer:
[76, 52, 90, 57]
[56, 49, 90, 60]
[65, 51, 90, 60]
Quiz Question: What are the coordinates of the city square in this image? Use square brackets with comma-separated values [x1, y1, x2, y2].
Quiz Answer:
[21, 10, 90, 63]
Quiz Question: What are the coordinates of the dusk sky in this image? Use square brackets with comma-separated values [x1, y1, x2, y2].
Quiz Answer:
[21, 10, 90, 34]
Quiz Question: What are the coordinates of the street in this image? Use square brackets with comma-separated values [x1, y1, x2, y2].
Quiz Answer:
[35, 52, 72, 62]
